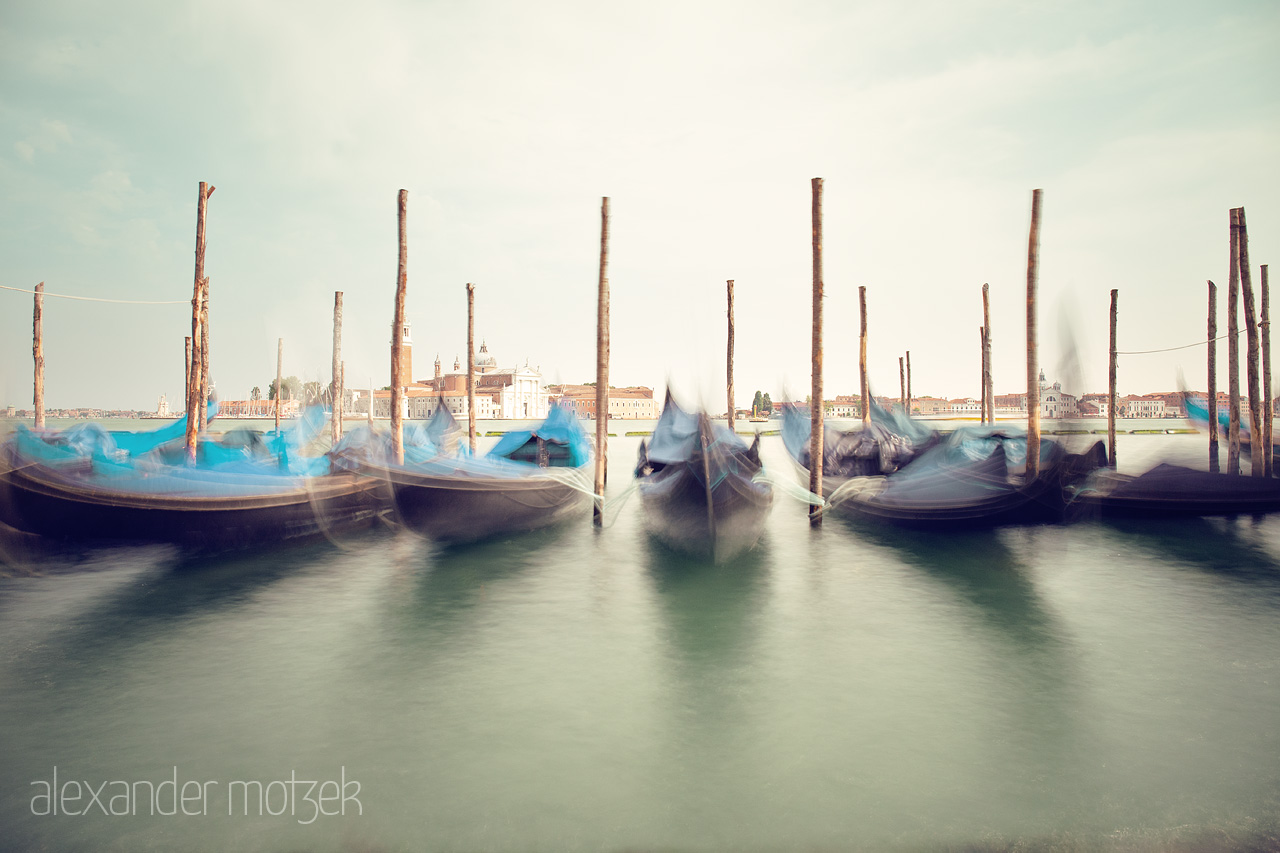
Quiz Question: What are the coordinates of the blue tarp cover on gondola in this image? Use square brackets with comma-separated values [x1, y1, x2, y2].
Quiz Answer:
[6, 404, 337, 496]
[488, 405, 591, 468]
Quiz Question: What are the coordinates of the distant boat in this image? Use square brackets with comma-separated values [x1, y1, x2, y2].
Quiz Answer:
[338, 404, 594, 543]
[780, 401, 1105, 528]
[0, 404, 383, 547]
[635, 392, 773, 561]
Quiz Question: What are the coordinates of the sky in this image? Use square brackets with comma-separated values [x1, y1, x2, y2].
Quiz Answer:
[2, 0, 1278, 412]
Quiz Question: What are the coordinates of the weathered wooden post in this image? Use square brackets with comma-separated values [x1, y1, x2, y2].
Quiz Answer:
[982, 282, 993, 426]
[1109, 289, 1118, 468]
[906, 350, 912, 414]
[810, 177, 824, 526]
[1228, 209, 1242, 475]
[899, 356, 906, 411]
[979, 326, 987, 424]
[32, 282, 44, 429]
[275, 338, 283, 431]
[391, 189, 408, 466]
[726, 279, 735, 432]
[859, 286, 869, 425]
[367, 378, 374, 427]
[1263, 265, 1273, 477]
[1238, 208, 1263, 475]
[185, 182, 212, 461]
[1208, 280, 1219, 473]
[593, 197, 610, 525]
[184, 336, 192, 413]
[467, 282, 477, 453]
[198, 282, 210, 431]
[1025, 189, 1043, 480]
[332, 291, 344, 443]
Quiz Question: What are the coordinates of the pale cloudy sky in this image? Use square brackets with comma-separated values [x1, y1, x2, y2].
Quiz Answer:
[2, 0, 1277, 412]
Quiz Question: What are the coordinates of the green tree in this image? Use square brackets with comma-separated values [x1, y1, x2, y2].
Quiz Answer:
[268, 376, 303, 402]
[761, 392, 772, 413]
[752, 390, 763, 416]
[250, 386, 261, 401]
[303, 380, 323, 405]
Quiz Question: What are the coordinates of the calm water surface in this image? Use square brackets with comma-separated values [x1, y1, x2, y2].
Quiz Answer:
[1, 419, 1278, 851]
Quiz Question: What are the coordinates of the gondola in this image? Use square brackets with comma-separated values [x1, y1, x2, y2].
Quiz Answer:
[1068, 462, 1280, 518]
[1183, 393, 1277, 459]
[635, 392, 773, 561]
[342, 404, 594, 544]
[0, 406, 385, 548]
[781, 403, 1105, 529]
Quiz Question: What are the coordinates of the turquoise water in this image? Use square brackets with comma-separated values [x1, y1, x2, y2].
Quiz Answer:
[1, 420, 1278, 851]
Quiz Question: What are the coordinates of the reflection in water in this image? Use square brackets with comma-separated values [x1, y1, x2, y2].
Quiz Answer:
[842, 518, 1084, 811]
[844, 519, 1063, 651]
[643, 534, 770, 669]
[403, 523, 575, 635]
[0, 532, 374, 689]
[1100, 516, 1280, 583]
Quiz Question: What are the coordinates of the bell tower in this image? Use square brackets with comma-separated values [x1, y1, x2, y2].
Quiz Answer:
[391, 321, 413, 386]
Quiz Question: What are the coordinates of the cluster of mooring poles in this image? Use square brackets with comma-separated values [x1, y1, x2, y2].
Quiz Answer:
[1215, 208, 1270, 476]
[24, 184, 1273, 533]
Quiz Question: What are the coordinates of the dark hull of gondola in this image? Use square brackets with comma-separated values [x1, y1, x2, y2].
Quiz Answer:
[371, 464, 592, 544]
[1070, 463, 1280, 519]
[637, 458, 773, 562]
[825, 473, 1068, 529]
[0, 451, 386, 548]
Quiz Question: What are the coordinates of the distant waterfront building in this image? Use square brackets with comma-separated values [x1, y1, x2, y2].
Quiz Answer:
[218, 398, 301, 418]
[363, 342, 550, 419]
[1121, 395, 1166, 419]
[913, 396, 951, 415]
[549, 385, 658, 420]
[1038, 371, 1079, 418]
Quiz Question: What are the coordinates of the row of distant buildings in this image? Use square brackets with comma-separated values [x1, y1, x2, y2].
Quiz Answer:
[337, 328, 659, 421]
[823, 372, 1277, 420]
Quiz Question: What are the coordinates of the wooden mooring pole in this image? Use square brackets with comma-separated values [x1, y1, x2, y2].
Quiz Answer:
[727, 279, 735, 432]
[1228, 209, 1242, 475]
[1238, 208, 1263, 475]
[185, 180, 212, 458]
[859, 285, 869, 426]
[979, 326, 987, 424]
[1108, 289, 1118, 468]
[391, 189, 408, 466]
[899, 356, 906, 412]
[1208, 280, 1219, 473]
[1263, 265, 1273, 477]
[593, 198, 611, 525]
[184, 335, 192, 413]
[1025, 189, 1043, 479]
[906, 350, 912, 415]
[810, 177, 824, 526]
[33, 282, 44, 429]
[275, 338, 283, 431]
[199, 281, 210, 431]
[332, 291, 344, 444]
[982, 282, 992, 425]
[467, 283, 477, 453]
